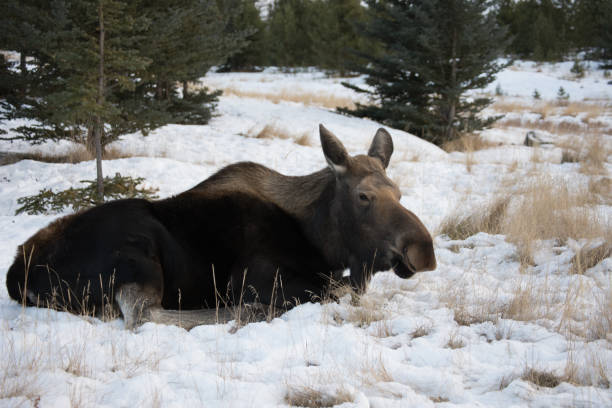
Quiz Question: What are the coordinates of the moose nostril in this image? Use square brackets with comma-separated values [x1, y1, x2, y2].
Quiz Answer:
[405, 242, 437, 272]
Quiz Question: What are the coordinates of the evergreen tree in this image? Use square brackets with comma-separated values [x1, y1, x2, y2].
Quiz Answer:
[496, 0, 573, 60]
[309, 0, 370, 74]
[267, 0, 317, 66]
[0, 0, 249, 201]
[342, 0, 508, 145]
[221, 0, 267, 71]
[575, 0, 612, 62]
[264, 0, 372, 72]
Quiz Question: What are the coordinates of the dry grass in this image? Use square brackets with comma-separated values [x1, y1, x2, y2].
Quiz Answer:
[295, 132, 313, 147]
[491, 99, 608, 120]
[442, 133, 498, 153]
[345, 294, 387, 327]
[3, 144, 136, 165]
[372, 319, 394, 338]
[588, 285, 612, 341]
[440, 174, 610, 266]
[440, 277, 502, 326]
[579, 134, 609, 175]
[251, 124, 292, 140]
[499, 373, 519, 390]
[564, 343, 611, 388]
[445, 331, 466, 349]
[504, 176, 610, 253]
[443, 133, 500, 173]
[284, 385, 354, 407]
[570, 242, 612, 275]
[437, 196, 510, 240]
[359, 355, 394, 386]
[501, 276, 556, 322]
[556, 133, 610, 175]
[410, 321, 434, 339]
[212, 86, 357, 110]
[496, 116, 590, 134]
[248, 123, 312, 146]
[13, 146, 94, 164]
[522, 367, 562, 388]
[0, 331, 44, 404]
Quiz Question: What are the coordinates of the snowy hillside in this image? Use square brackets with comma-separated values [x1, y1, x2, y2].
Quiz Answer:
[0, 61, 611, 407]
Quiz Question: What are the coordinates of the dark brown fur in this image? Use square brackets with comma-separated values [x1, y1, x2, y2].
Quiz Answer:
[6, 125, 436, 328]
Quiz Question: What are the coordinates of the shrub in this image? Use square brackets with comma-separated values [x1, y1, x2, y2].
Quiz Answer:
[16, 173, 158, 215]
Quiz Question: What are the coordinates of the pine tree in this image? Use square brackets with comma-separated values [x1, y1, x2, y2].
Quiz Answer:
[342, 0, 508, 145]
[1, 0, 249, 201]
[221, 0, 267, 71]
[308, 0, 370, 74]
[134, 0, 249, 123]
[496, 0, 573, 60]
[267, 0, 317, 66]
[575, 0, 612, 63]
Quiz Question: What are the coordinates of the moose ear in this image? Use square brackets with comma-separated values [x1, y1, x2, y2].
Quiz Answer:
[368, 128, 394, 168]
[320, 124, 349, 173]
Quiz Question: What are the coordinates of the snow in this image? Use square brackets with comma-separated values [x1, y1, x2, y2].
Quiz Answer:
[483, 59, 612, 101]
[0, 60, 611, 407]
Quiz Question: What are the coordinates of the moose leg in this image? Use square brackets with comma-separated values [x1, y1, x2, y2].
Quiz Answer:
[115, 283, 259, 330]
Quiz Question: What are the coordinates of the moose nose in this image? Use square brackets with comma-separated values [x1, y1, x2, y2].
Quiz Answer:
[405, 241, 437, 272]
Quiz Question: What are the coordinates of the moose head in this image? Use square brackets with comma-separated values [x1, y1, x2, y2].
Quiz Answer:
[319, 125, 436, 291]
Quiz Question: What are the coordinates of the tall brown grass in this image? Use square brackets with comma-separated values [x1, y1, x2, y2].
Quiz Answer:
[206, 86, 357, 110]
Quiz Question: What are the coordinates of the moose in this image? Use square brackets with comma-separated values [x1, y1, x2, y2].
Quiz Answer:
[6, 125, 436, 329]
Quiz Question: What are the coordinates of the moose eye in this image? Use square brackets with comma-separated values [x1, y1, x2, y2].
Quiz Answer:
[358, 193, 370, 203]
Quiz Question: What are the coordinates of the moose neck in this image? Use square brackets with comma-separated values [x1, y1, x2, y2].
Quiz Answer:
[260, 167, 346, 267]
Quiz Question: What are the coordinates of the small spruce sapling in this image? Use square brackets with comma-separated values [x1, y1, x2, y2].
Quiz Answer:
[570, 58, 585, 78]
[556, 87, 569, 105]
[532, 89, 541, 100]
[495, 83, 504, 96]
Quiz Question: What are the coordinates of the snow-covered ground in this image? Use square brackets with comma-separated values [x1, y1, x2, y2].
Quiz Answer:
[0, 61, 611, 407]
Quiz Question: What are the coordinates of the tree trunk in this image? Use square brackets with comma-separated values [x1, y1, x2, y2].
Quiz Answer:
[445, 27, 458, 142]
[95, 1, 106, 203]
[182, 80, 188, 98]
[19, 51, 27, 98]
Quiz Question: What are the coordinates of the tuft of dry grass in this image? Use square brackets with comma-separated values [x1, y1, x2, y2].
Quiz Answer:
[501, 276, 555, 322]
[499, 373, 519, 390]
[564, 344, 611, 388]
[372, 319, 394, 338]
[0, 334, 44, 403]
[252, 124, 292, 140]
[437, 196, 510, 240]
[440, 278, 502, 327]
[522, 367, 562, 388]
[442, 133, 498, 153]
[284, 385, 354, 408]
[579, 134, 609, 175]
[445, 331, 466, 349]
[247, 123, 312, 147]
[295, 132, 313, 147]
[345, 294, 387, 327]
[410, 321, 434, 339]
[570, 242, 612, 275]
[359, 355, 394, 386]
